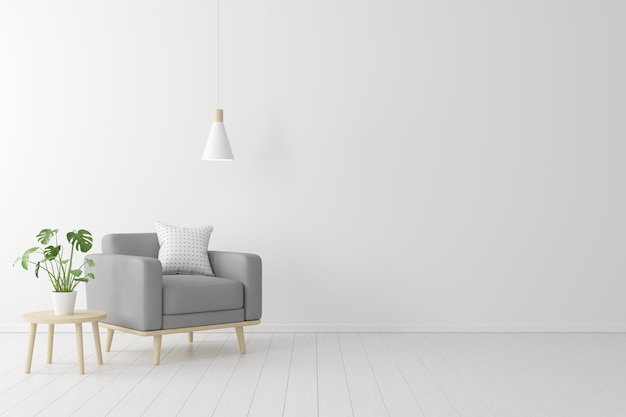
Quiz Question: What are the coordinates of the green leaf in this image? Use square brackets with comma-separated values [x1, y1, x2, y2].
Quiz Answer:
[43, 245, 60, 261]
[67, 229, 93, 253]
[37, 229, 57, 245]
[86, 258, 95, 267]
[86, 272, 95, 279]
[35, 262, 41, 278]
[20, 247, 38, 269]
[75, 278, 89, 283]
[70, 269, 82, 277]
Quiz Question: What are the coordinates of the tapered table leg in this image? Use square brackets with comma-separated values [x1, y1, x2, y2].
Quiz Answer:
[106, 328, 114, 352]
[75, 323, 84, 374]
[25, 323, 37, 374]
[47, 324, 54, 364]
[92, 321, 103, 365]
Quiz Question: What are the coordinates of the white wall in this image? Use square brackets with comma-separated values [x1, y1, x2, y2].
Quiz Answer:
[1, 0, 625, 332]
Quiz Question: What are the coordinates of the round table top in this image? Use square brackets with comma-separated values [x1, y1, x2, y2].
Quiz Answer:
[22, 310, 107, 324]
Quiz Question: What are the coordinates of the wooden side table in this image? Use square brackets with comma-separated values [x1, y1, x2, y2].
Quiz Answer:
[22, 310, 107, 374]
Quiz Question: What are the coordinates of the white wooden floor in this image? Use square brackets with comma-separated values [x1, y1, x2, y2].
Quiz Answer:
[0, 331, 625, 417]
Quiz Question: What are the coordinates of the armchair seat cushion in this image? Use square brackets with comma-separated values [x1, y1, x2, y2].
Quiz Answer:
[162, 275, 243, 315]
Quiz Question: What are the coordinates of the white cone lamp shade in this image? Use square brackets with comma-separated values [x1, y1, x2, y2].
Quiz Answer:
[202, 109, 234, 161]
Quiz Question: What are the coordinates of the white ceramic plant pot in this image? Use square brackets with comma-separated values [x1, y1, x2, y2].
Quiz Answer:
[51, 291, 77, 315]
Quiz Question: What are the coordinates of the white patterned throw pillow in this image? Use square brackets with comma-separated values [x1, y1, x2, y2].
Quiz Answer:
[155, 222, 215, 276]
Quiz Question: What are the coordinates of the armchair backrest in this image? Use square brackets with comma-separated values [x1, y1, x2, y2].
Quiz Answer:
[102, 233, 160, 258]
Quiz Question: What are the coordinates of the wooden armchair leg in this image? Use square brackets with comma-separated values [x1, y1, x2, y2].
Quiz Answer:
[153, 335, 162, 365]
[106, 328, 114, 352]
[188, 332, 193, 342]
[235, 326, 246, 354]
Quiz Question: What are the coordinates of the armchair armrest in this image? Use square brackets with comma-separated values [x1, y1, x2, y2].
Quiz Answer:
[85, 254, 163, 331]
[208, 251, 262, 321]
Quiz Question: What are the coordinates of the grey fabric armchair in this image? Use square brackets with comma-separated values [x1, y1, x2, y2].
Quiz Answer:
[85, 233, 261, 364]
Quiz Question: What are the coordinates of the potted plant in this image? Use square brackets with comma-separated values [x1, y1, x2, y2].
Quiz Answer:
[15, 228, 95, 315]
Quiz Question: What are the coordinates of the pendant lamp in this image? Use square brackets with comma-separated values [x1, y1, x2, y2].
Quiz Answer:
[203, 0, 234, 161]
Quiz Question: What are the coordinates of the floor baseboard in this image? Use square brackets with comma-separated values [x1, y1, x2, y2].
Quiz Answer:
[1, 323, 625, 333]
[247, 323, 626, 333]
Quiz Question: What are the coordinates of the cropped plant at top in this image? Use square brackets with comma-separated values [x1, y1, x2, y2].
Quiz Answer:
[15, 228, 95, 292]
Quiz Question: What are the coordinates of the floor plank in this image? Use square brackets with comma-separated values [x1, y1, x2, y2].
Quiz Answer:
[450, 333, 569, 417]
[317, 333, 353, 417]
[211, 333, 273, 417]
[360, 333, 424, 417]
[339, 333, 389, 417]
[247, 333, 294, 417]
[429, 333, 532, 417]
[282, 333, 318, 417]
[382, 333, 460, 417]
[459, 333, 626, 417]
[519, 333, 626, 416]
[141, 332, 229, 417]
[175, 333, 245, 417]
[404, 333, 496, 417]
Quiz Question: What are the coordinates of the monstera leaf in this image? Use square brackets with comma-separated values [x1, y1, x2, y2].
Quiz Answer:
[18, 247, 38, 270]
[67, 230, 93, 253]
[37, 229, 58, 245]
[43, 245, 60, 261]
